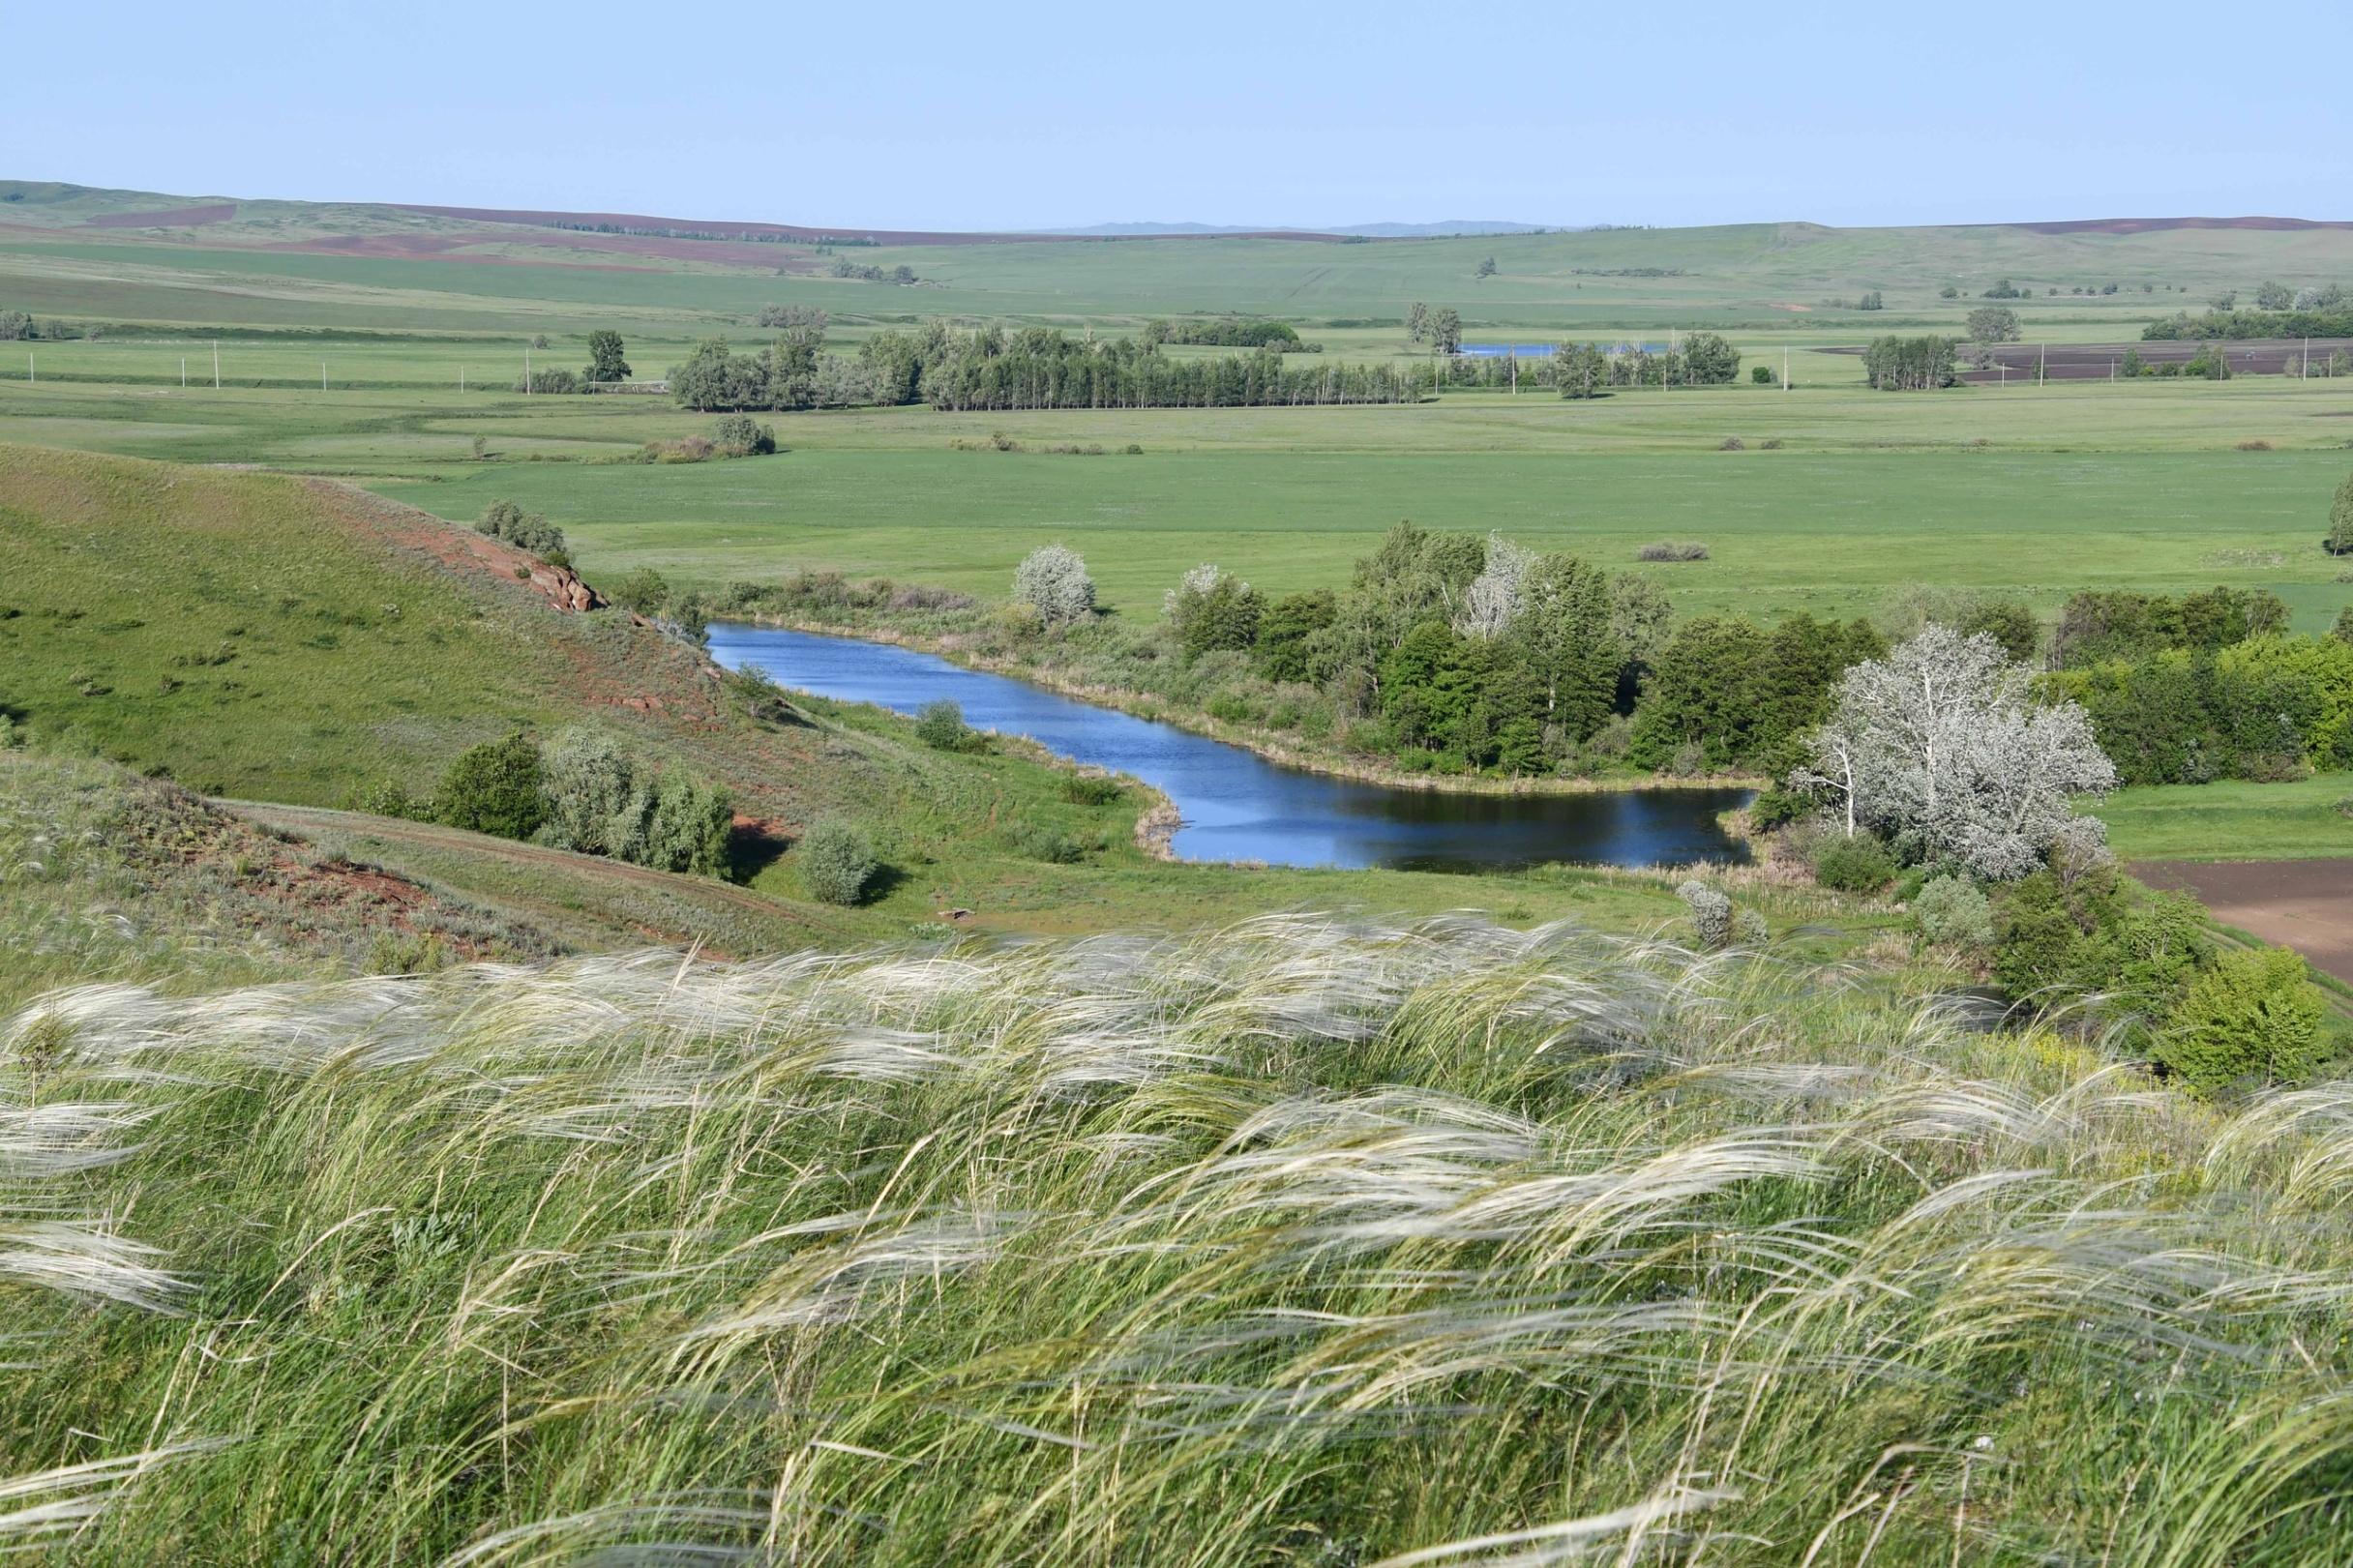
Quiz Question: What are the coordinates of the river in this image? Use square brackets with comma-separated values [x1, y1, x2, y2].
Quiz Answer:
[708, 625, 1753, 872]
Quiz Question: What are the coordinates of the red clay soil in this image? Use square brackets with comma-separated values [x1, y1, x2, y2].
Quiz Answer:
[83, 202, 237, 228]
[2134, 860, 2353, 986]
[310, 480, 608, 613]
[387, 202, 1345, 246]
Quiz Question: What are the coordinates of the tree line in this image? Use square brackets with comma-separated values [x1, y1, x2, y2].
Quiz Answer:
[1142, 318, 1317, 350]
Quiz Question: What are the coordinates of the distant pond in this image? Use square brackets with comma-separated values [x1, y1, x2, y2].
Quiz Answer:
[709, 625, 1753, 873]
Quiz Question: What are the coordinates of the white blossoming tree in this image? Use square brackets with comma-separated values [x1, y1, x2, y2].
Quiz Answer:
[1793, 625, 2117, 880]
[1453, 532, 1535, 639]
[1012, 545, 1096, 631]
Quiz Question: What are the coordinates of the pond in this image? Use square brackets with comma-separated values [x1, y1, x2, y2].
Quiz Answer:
[709, 625, 1753, 873]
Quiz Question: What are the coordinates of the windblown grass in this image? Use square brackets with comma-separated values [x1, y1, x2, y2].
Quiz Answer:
[6, 917, 2353, 1560]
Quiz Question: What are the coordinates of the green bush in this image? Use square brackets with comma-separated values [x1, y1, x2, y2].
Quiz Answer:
[643, 771, 734, 877]
[537, 728, 652, 862]
[2157, 946, 2331, 1094]
[712, 415, 777, 457]
[1750, 364, 1773, 384]
[913, 698, 977, 751]
[608, 568, 674, 617]
[1912, 875, 1994, 952]
[432, 732, 546, 841]
[797, 820, 878, 904]
[1058, 773, 1123, 806]
[1007, 820, 1088, 864]
[1812, 833, 1896, 894]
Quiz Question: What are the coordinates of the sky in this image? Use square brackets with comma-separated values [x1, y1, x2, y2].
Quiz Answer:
[20, 1, 2350, 232]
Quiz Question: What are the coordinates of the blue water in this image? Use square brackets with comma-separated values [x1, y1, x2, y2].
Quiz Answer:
[709, 625, 1751, 873]
[1459, 343, 1558, 357]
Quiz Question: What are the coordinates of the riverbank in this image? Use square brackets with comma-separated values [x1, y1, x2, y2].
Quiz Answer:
[727, 615, 1769, 800]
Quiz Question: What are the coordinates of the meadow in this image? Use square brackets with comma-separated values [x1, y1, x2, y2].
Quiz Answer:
[8, 917, 2353, 1562]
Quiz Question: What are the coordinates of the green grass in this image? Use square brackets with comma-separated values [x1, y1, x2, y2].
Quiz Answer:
[2100, 772, 2353, 861]
[386, 441, 2352, 632]
[7, 918, 2353, 1561]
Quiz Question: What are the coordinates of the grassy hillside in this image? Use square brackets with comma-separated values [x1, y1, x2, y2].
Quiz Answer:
[8, 180, 2353, 339]
[7, 920, 2353, 1561]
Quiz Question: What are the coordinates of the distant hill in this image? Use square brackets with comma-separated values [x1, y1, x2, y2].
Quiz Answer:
[1042, 220, 1562, 238]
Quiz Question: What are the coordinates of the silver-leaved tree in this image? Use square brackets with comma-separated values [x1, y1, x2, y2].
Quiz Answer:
[1793, 625, 2117, 880]
[1013, 545, 1096, 631]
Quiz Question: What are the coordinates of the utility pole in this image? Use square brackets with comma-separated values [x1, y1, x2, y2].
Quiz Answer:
[212, 341, 220, 389]
[2304, 337, 2310, 379]
[523, 345, 531, 395]
[181, 358, 187, 389]
[321, 361, 327, 393]
[26, 352, 31, 384]
[2038, 342, 2046, 387]
[1782, 346, 1790, 391]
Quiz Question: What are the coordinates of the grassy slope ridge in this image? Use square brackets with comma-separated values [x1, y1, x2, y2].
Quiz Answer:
[6, 923, 2353, 1561]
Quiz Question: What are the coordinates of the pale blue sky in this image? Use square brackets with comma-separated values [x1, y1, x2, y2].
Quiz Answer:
[23, 1, 2350, 231]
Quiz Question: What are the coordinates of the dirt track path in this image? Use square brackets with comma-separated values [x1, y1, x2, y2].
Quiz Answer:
[227, 801, 798, 922]
[2134, 860, 2353, 987]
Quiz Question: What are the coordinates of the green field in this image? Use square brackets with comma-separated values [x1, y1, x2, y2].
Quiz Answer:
[2100, 773, 2353, 862]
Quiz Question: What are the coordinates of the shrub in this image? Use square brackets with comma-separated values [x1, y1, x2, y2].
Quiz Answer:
[2330, 472, 2353, 556]
[796, 820, 878, 904]
[913, 698, 977, 751]
[538, 728, 652, 862]
[1636, 542, 1710, 562]
[2158, 946, 2331, 1093]
[515, 367, 582, 394]
[1058, 773, 1123, 806]
[608, 568, 674, 617]
[1007, 820, 1087, 863]
[1012, 546, 1096, 631]
[1750, 365, 1773, 384]
[1717, 436, 1745, 451]
[1913, 874, 1995, 952]
[432, 732, 546, 841]
[1812, 832, 1896, 894]
[1732, 908, 1770, 947]
[476, 500, 566, 558]
[643, 771, 734, 877]
[358, 779, 422, 820]
[1677, 881, 1733, 949]
[713, 415, 777, 457]
[1760, 437, 1784, 449]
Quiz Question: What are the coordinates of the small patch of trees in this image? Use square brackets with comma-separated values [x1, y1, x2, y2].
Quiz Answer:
[1862, 336, 1957, 390]
[755, 305, 827, 332]
[1981, 279, 2026, 299]
[1857, 290, 1884, 311]
[831, 260, 916, 283]
[1428, 309, 1463, 355]
[2331, 472, 2353, 556]
[397, 729, 734, 876]
[0, 310, 29, 340]
[1474, 255, 1497, 279]
[1141, 318, 1312, 350]
[1405, 302, 1431, 343]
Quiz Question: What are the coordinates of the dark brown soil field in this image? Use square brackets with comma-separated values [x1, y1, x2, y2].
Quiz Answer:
[1964, 339, 2353, 382]
[2135, 860, 2353, 985]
